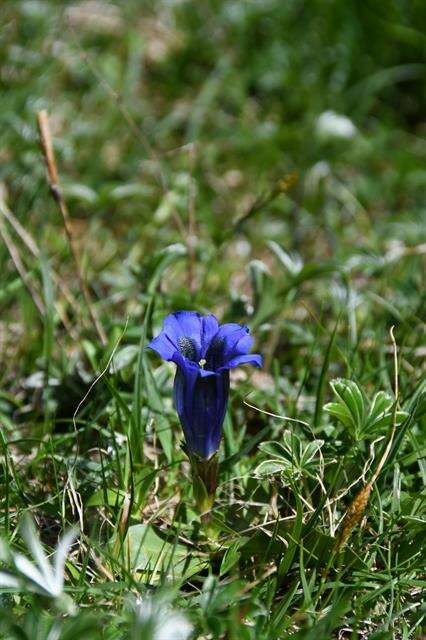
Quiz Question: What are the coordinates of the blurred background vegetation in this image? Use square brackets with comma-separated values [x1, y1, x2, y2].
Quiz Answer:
[1, 1, 425, 339]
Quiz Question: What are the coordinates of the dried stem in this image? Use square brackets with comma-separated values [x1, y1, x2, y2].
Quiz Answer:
[335, 325, 400, 551]
[369, 326, 399, 486]
[36, 110, 107, 345]
[0, 216, 45, 314]
[0, 195, 78, 338]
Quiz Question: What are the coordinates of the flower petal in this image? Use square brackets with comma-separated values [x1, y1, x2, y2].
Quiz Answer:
[165, 311, 202, 344]
[200, 314, 219, 356]
[148, 311, 210, 363]
[171, 350, 216, 377]
[216, 323, 243, 340]
[219, 353, 263, 370]
[216, 323, 255, 362]
[146, 333, 177, 360]
[173, 365, 199, 454]
[173, 365, 229, 459]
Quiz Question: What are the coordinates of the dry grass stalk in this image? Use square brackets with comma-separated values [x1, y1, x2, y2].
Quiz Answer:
[36, 110, 107, 345]
[0, 195, 79, 338]
[0, 215, 45, 314]
[335, 326, 400, 551]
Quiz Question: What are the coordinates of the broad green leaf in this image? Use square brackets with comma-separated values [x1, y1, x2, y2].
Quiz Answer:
[366, 409, 408, 433]
[326, 379, 410, 440]
[323, 401, 354, 429]
[62, 183, 98, 204]
[332, 378, 365, 427]
[326, 378, 366, 438]
[254, 460, 287, 476]
[119, 524, 206, 582]
[369, 391, 393, 421]
[147, 243, 187, 295]
[258, 440, 292, 460]
[299, 440, 324, 467]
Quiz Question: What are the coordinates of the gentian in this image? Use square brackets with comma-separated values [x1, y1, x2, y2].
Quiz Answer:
[147, 311, 262, 514]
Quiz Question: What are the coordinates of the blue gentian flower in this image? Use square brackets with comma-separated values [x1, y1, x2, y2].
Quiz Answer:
[147, 311, 262, 460]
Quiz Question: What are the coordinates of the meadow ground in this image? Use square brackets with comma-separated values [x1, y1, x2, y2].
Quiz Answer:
[0, 1, 425, 638]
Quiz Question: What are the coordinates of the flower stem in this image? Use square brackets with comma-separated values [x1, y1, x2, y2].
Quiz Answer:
[190, 453, 218, 527]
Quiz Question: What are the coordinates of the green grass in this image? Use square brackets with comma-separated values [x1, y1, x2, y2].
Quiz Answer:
[0, 0, 425, 638]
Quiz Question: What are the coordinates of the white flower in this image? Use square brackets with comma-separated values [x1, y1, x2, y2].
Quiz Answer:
[132, 594, 192, 640]
[0, 515, 78, 614]
[316, 110, 357, 139]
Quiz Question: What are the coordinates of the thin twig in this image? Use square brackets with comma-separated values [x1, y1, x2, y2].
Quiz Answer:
[72, 318, 129, 434]
[369, 325, 399, 485]
[0, 196, 77, 307]
[36, 110, 107, 345]
[0, 196, 78, 338]
[0, 216, 45, 314]
[63, 319, 129, 532]
[243, 395, 311, 428]
[336, 325, 400, 550]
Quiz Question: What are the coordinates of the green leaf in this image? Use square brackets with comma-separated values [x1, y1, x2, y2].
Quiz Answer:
[62, 183, 98, 204]
[254, 459, 287, 476]
[366, 409, 408, 432]
[323, 401, 354, 429]
[219, 537, 249, 576]
[314, 317, 339, 428]
[257, 432, 323, 479]
[326, 378, 366, 439]
[147, 244, 187, 295]
[269, 580, 299, 636]
[368, 391, 393, 421]
[326, 380, 409, 440]
[142, 357, 164, 414]
[299, 439, 324, 467]
[154, 414, 174, 463]
[258, 440, 290, 460]
[334, 378, 365, 424]
[134, 467, 159, 510]
[268, 240, 303, 276]
[119, 524, 206, 582]
[249, 260, 278, 328]
[278, 490, 303, 580]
